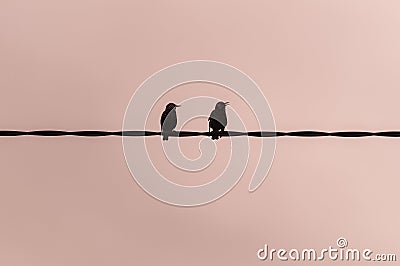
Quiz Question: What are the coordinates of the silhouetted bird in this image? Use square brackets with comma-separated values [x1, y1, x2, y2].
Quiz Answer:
[208, 101, 229, 140]
[160, 103, 180, 140]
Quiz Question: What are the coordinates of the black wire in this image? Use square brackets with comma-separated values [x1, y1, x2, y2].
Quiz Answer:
[1, 130, 400, 137]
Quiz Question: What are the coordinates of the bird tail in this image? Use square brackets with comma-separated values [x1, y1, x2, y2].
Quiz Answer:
[162, 132, 169, 141]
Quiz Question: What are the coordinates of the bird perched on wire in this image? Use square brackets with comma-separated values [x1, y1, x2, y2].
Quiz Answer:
[160, 103, 180, 141]
[208, 101, 229, 140]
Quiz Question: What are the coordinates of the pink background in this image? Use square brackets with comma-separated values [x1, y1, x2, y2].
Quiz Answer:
[1, 1, 399, 265]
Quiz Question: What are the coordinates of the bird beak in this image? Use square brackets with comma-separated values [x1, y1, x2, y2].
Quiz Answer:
[175, 104, 181, 107]
[224, 102, 230, 106]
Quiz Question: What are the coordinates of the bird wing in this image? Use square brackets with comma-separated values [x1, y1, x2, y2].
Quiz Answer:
[160, 111, 168, 129]
[161, 110, 177, 131]
[208, 110, 219, 129]
[208, 110, 215, 121]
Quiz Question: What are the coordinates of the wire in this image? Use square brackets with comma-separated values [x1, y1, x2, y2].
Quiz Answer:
[1, 130, 400, 137]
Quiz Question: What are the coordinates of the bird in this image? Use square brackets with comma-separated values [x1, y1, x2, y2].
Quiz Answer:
[208, 101, 229, 140]
[160, 103, 180, 140]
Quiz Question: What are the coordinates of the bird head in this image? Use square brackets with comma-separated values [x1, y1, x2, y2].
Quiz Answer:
[165, 103, 180, 111]
[215, 101, 229, 110]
